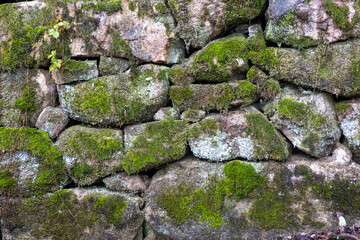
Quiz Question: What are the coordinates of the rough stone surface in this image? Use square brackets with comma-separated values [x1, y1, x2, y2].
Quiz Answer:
[0, 69, 56, 128]
[52, 60, 99, 84]
[264, 86, 341, 158]
[169, 0, 267, 48]
[265, 0, 360, 48]
[35, 106, 69, 139]
[188, 107, 291, 161]
[170, 81, 259, 112]
[145, 153, 360, 239]
[56, 125, 124, 186]
[99, 56, 130, 76]
[180, 109, 206, 123]
[2, 187, 144, 240]
[0, 128, 68, 197]
[153, 107, 180, 121]
[59, 64, 169, 127]
[123, 120, 188, 174]
[335, 98, 360, 162]
[103, 172, 147, 195]
[252, 38, 360, 97]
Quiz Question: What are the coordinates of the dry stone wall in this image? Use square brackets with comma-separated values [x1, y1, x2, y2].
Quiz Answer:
[1, 0, 360, 239]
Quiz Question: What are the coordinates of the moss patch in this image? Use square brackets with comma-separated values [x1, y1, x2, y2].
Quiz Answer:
[323, 0, 358, 30]
[188, 118, 219, 139]
[261, 80, 281, 100]
[335, 100, 351, 114]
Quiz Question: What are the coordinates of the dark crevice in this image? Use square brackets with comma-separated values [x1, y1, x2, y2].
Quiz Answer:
[63, 180, 77, 189]
[0, 0, 32, 4]
[186, 45, 200, 58]
[164, 0, 177, 27]
[70, 56, 100, 62]
[139, 167, 158, 179]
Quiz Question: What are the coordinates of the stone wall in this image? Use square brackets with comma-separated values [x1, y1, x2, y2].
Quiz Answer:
[1, 0, 360, 239]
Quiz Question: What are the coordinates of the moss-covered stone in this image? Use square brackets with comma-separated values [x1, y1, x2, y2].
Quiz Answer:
[123, 120, 188, 174]
[56, 125, 123, 186]
[192, 34, 249, 82]
[170, 81, 259, 112]
[323, 0, 359, 30]
[59, 64, 169, 127]
[261, 79, 281, 100]
[0, 127, 67, 197]
[4, 188, 144, 239]
[99, 56, 130, 76]
[246, 65, 268, 85]
[180, 109, 206, 123]
[335, 100, 351, 115]
[53, 60, 99, 84]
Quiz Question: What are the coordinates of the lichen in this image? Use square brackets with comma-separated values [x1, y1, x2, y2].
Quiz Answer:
[187, 118, 219, 139]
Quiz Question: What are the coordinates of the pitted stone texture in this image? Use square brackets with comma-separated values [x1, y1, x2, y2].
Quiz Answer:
[263, 86, 340, 158]
[335, 98, 360, 162]
[0, 69, 55, 127]
[153, 107, 180, 121]
[168, 0, 266, 48]
[99, 56, 131, 76]
[2, 188, 144, 240]
[52, 60, 98, 84]
[265, 0, 360, 48]
[188, 107, 291, 161]
[103, 172, 147, 195]
[254, 39, 360, 97]
[59, 64, 169, 127]
[56, 125, 124, 186]
[123, 120, 188, 174]
[35, 106, 69, 139]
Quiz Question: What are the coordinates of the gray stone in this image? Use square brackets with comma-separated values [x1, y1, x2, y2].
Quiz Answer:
[59, 64, 169, 127]
[2, 188, 144, 240]
[35, 106, 69, 139]
[103, 172, 147, 195]
[123, 120, 188, 174]
[153, 107, 180, 121]
[188, 107, 291, 161]
[0, 69, 56, 127]
[263, 86, 341, 158]
[56, 125, 124, 186]
[99, 56, 130, 76]
[180, 109, 206, 123]
[52, 60, 98, 84]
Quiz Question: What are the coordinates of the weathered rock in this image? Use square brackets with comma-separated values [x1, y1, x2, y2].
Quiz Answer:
[123, 120, 188, 174]
[0, 69, 56, 127]
[168, 34, 250, 85]
[188, 107, 291, 161]
[170, 81, 259, 112]
[52, 60, 99, 84]
[265, 0, 360, 48]
[103, 172, 147, 195]
[153, 107, 180, 121]
[0, 127, 68, 197]
[168, 0, 267, 48]
[59, 64, 169, 127]
[56, 125, 124, 186]
[335, 98, 360, 162]
[35, 106, 69, 139]
[2, 188, 144, 240]
[145, 152, 360, 239]
[264, 87, 340, 158]
[251, 38, 360, 97]
[99, 56, 130, 76]
[180, 109, 206, 123]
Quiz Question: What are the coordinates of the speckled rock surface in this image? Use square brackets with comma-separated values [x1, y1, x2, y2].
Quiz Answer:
[0, 69, 55, 128]
[35, 106, 69, 139]
[99, 56, 131, 76]
[56, 125, 124, 186]
[53, 60, 98, 84]
[263, 86, 341, 158]
[59, 64, 169, 127]
[103, 172, 147, 195]
[123, 120, 188, 174]
[265, 0, 360, 48]
[180, 109, 206, 123]
[2, 187, 144, 240]
[188, 107, 291, 161]
[153, 107, 180, 121]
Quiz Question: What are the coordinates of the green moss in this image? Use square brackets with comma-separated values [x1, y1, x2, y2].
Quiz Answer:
[168, 67, 189, 85]
[224, 0, 266, 26]
[86, 0, 123, 14]
[0, 127, 66, 196]
[249, 47, 277, 70]
[246, 112, 288, 160]
[155, 3, 167, 14]
[193, 34, 249, 82]
[129, 1, 135, 11]
[170, 86, 193, 106]
[63, 60, 87, 72]
[335, 101, 351, 114]
[235, 80, 259, 105]
[188, 118, 219, 138]
[157, 160, 263, 228]
[301, 132, 320, 150]
[261, 79, 281, 100]
[122, 120, 187, 174]
[0, 170, 16, 189]
[14, 84, 37, 113]
[323, 0, 355, 30]
[70, 162, 92, 179]
[66, 129, 122, 162]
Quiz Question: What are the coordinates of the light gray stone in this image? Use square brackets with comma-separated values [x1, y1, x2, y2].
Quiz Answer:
[35, 106, 69, 138]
